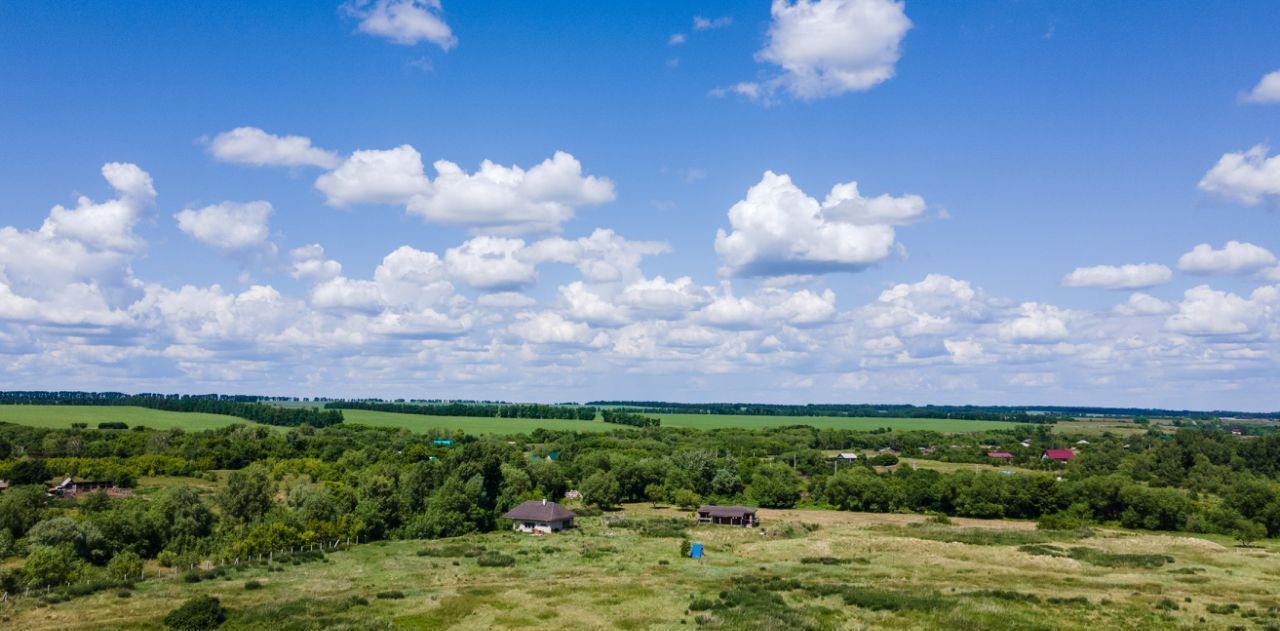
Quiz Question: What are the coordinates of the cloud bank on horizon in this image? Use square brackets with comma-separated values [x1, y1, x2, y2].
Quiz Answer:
[0, 0, 1277, 409]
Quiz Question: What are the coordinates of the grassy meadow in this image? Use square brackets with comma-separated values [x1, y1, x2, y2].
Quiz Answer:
[4, 503, 1276, 630]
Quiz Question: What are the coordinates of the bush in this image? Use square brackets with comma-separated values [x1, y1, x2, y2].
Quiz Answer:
[98, 421, 129, 430]
[870, 453, 899, 466]
[164, 595, 227, 630]
[924, 513, 953, 525]
[476, 552, 516, 567]
[245, 580, 263, 590]
[375, 590, 405, 599]
[108, 550, 144, 582]
[672, 489, 702, 511]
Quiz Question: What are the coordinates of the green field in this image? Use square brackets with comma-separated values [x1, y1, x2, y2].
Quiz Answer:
[340, 409, 621, 434]
[0, 405, 1031, 435]
[340, 410, 1028, 434]
[0, 405, 261, 432]
[4, 504, 1270, 630]
[654, 413, 1027, 432]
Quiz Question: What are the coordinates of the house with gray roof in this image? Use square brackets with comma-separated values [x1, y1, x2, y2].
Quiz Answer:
[502, 499, 576, 533]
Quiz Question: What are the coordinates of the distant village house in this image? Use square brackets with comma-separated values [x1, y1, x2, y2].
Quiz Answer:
[696, 505, 758, 527]
[502, 499, 575, 534]
[1042, 449, 1075, 462]
[47, 477, 115, 497]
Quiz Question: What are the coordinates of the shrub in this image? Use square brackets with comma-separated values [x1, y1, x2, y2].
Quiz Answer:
[870, 453, 899, 466]
[245, 580, 263, 590]
[108, 550, 144, 582]
[164, 595, 227, 630]
[800, 556, 858, 565]
[971, 590, 1041, 604]
[98, 421, 129, 430]
[23, 544, 81, 588]
[1155, 598, 1179, 611]
[375, 590, 405, 599]
[924, 513, 953, 525]
[117, 590, 133, 598]
[476, 552, 516, 567]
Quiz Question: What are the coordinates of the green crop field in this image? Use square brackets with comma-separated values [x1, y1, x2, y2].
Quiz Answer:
[0, 405, 1031, 436]
[0, 405, 263, 432]
[339, 409, 620, 434]
[4, 503, 1270, 630]
[340, 410, 1029, 434]
[654, 413, 1027, 432]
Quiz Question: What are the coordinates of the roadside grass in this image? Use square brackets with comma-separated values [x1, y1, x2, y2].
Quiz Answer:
[5, 503, 1278, 630]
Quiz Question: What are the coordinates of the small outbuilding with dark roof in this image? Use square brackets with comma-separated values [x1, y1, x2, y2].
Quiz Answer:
[696, 505, 758, 527]
[502, 499, 576, 533]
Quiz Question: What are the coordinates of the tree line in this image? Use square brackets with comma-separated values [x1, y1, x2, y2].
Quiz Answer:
[600, 410, 660, 428]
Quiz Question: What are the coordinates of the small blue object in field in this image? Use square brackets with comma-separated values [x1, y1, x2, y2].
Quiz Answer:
[433, 439, 453, 446]
[690, 544, 703, 559]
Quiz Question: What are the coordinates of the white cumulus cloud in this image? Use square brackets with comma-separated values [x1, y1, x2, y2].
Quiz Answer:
[999, 302, 1069, 344]
[445, 236, 537, 290]
[40, 162, 155, 252]
[1243, 70, 1280, 104]
[1114, 292, 1174, 316]
[208, 127, 339, 168]
[316, 147, 614, 234]
[736, 0, 911, 101]
[344, 0, 457, 49]
[1198, 145, 1280, 205]
[315, 145, 433, 207]
[408, 151, 615, 234]
[1061, 263, 1172, 289]
[1165, 285, 1274, 336]
[715, 171, 921, 276]
[1178, 241, 1277, 275]
[289, 245, 343, 281]
[174, 201, 275, 253]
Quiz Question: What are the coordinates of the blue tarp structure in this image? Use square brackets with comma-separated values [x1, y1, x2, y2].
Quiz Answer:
[433, 439, 453, 446]
[690, 543, 703, 559]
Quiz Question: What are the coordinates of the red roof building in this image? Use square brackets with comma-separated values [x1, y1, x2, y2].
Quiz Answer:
[1042, 449, 1075, 461]
[987, 452, 1014, 459]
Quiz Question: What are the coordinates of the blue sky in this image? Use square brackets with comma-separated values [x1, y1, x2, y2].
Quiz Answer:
[1, 1, 1278, 409]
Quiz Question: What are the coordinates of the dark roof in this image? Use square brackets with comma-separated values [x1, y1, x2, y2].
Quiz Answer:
[697, 505, 757, 518]
[1043, 449, 1075, 460]
[501, 499, 575, 522]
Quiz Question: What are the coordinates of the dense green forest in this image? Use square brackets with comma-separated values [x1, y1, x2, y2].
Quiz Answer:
[2, 417, 1280, 601]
